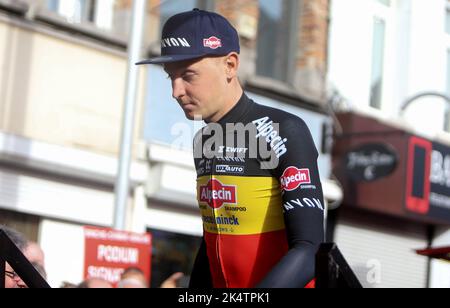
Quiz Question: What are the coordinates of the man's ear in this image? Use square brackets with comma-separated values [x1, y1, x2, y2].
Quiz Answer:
[225, 52, 240, 79]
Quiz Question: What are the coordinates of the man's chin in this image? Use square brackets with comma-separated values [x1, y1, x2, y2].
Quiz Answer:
[184, 112, 203, 121]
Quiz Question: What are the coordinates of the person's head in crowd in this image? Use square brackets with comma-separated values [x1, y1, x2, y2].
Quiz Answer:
[77, 278, 113, 288]
[4, 262, 22, 288]
[118, 267, 148, 288]
[60, 281, 78, 288]
[24, 242, 45, 268]
[24, 241, 47, 279]
[1, 225, 28, 288]
[14, 261, 47, 289]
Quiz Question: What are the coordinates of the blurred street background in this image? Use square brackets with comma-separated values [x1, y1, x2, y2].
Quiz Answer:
[0, 0, 449, 288]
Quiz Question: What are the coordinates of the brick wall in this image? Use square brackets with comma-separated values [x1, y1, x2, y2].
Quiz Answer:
[297, 0, 328, 73]
[295, 0, 329, 102]
[217, 0, 329, 103]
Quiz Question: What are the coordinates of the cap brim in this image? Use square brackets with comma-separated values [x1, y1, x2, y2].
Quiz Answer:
[136, 54, 205, 65]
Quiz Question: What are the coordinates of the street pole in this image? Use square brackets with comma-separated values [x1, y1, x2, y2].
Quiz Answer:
[114, 0, 147, 230]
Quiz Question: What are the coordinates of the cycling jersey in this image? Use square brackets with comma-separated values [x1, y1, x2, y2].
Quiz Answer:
[189, 93, 325, 288]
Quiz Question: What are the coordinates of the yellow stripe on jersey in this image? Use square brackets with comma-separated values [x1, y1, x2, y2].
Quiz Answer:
[197, 175, 285, 235]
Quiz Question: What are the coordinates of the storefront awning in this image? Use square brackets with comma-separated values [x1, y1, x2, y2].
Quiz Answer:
[333, 111, 450, 225]
[416, 247, 450, 261]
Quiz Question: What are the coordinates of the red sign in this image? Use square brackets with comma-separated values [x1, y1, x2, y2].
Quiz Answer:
[280, 167, 311, 191]
[406, 136, 432, 214]
[200, 179, 237, 209]
[83, 226, 152, 286]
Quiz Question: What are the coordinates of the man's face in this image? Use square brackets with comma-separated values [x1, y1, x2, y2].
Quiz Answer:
[164, 56, 229, 122]
[4, 263, 20, 288]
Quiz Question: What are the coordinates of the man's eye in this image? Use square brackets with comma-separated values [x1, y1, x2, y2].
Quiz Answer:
[183, 73, 196, 81]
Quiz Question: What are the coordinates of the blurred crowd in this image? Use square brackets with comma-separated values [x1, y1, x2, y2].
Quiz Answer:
[1, 224, 186, 289]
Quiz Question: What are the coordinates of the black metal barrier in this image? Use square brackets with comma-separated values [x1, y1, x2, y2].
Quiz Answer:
[316, 243, 363, 288]
[0, 230, 51, 288]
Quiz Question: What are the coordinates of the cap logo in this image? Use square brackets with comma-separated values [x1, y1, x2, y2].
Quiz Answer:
[161, 37, 191, 48]
[203, 36, 222, 49]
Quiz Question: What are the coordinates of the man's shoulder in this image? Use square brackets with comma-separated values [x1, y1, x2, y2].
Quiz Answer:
[249, 101, 308, 130]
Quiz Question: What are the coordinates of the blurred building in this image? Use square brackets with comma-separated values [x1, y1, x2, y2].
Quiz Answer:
[0, 0, 337, 287]
[328, 0, 450, 288]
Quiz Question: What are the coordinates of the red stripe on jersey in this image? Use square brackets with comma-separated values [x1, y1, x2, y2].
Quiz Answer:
[204, 230, 289, 288]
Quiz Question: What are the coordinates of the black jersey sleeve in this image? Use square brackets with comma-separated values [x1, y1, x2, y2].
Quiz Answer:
[257, 117, 325, 288]
[189, 238, 213, 288]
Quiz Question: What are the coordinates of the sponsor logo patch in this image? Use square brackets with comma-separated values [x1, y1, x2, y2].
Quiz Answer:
[283, 198, 324, 212]
[218, 146, 248, 154]
[215, 165, 245, 174]
[252, 117, 288, 159]
[199, 179, 237, 209]
[280, 166, 311, 191]
[203, 36, 222, 49]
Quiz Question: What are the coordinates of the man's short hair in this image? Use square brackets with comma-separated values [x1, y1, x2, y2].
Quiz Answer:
[119, 267, 148, 288]
[121, 267, 145, 277]
[0, 224, 27, 251]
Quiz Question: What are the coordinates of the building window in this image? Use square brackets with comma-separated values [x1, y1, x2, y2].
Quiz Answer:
[444, 50, 450, 132]
[370, 17, 386, 109]
[0, 209, 40, 242]
[159, 0, 214, 32]
[446, 5, 450, 34]
[256, 0, 298, 83]
[367, 0, 394, 110]
[377, 0, 391, 6]
[445, 2, 450, 132]
[44, 0, 116, 32]
[46, 0, 95, 24]
[47, 0, 59, 12]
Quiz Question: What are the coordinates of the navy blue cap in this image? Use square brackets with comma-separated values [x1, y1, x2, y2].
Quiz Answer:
[136, 9, 240, 65]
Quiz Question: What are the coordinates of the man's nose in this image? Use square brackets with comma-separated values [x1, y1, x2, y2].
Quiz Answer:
[172, 78, 186, 100]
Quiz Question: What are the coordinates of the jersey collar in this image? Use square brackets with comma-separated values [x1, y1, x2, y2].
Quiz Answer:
[217, 93, 253, 125]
